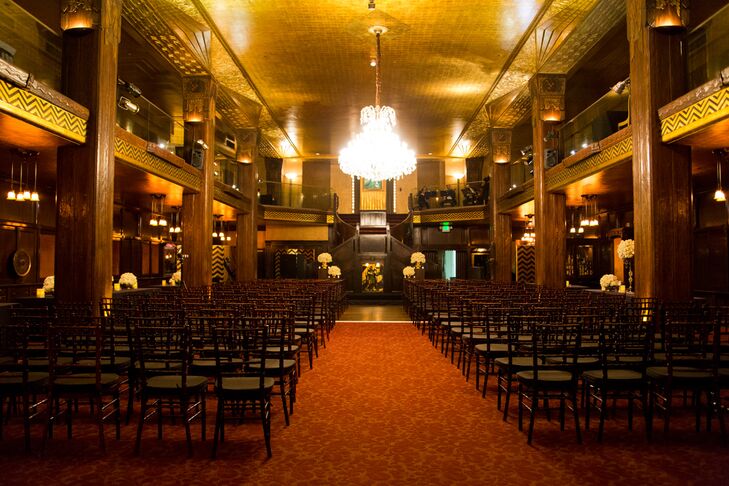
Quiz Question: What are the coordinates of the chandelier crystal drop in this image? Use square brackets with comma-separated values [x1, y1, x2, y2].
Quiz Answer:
[338, 28, 416, 181]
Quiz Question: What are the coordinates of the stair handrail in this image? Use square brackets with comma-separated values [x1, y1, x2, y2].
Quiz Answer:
[390, 193, 414, 247]
[331, 193, 357, 247]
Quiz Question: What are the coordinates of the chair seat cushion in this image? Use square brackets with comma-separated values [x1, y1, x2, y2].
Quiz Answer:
[494, 356, 532, 369]
[582, 369, 643, 381]
[76, 357, 131, 370]
[266, 345, 300, 354]
[135, 361, 183, 372]
[474, 343, 509, 354]
[545, 356, 599, 366]
[220, 376, 275, 392]
[247, 359, 297, 372]
[516, 370, 573, 382]
[0, 356, 14, 366]
[646, 366, 713, 381]
[28, 357, 72, 369]
[0, 371, 48, 387]
[55, 373, 120, 389]
[192, 358, 243, 369]
[146, 374, 208, 391]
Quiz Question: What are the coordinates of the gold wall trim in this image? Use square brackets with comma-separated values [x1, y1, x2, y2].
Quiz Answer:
[326, 214, 334, 224]
[114, 129, 202, 191]
[263, 206, 328, 224]
[0, 79, 87, 143]
[546, 130, 633, 191]
[415, 207, 486, 224]
[660, 82, 729, 143]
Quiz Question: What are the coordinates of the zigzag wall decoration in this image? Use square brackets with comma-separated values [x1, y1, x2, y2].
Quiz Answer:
[546, 135, 633, 191]
[0, 79, 87, 143]
[661, 86, 729, 143]
[516, 245, 536, 284]
[114, 136, 202, 192]
[212, 245, 226, 282]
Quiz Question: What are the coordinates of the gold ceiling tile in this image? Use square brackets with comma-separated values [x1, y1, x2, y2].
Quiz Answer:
[122, 0, 207, 75]
[193, 0, 547, 156]
[542, 0, 625, 73]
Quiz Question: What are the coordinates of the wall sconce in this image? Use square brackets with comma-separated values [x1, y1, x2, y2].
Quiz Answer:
[491, 128, 512, 164]
[648, 0, 689, 33]
[118, 96, 140, 114]
[60, 0, 98, 32]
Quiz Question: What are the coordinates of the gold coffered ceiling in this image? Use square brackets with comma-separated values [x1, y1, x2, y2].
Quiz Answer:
[126, 0, 624, 159]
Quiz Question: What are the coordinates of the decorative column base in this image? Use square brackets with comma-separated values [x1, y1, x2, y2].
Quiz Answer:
[318, 268, 329, 280]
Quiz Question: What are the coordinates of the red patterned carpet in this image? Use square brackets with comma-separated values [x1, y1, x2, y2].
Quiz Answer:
[2, 322, 727, 485]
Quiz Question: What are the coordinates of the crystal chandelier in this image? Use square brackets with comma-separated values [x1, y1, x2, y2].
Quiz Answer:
[338, 27, 416, 181]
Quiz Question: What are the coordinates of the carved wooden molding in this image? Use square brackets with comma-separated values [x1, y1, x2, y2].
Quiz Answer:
[415, 206, 487, 223]
[183, 76, 216, 122]
[0, 58, 89, 119]
[491, 128, 512, 163]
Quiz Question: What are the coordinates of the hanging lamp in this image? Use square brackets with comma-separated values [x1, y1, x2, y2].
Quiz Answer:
[338, 26, 416, 181]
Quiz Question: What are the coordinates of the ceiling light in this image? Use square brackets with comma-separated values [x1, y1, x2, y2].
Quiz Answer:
[150, 218, 158, 227]
[339, 27, 416, 181]
[612, 78, 630, 95]
[370, 59, 377, 67]
[578, 226, 584, 234]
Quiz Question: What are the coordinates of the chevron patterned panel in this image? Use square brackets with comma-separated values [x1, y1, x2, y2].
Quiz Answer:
[516, 245, 536, 284]
[418, 208, 486, 223]
[546, 135, 633, 191]
[0, 79, 87, 143]
[114, 136, 202, 191]
[661, 86, 729, 143]
[212, 245, 226, 282]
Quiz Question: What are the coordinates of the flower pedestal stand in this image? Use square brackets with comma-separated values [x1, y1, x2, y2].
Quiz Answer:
[415, 268, 425, 280]
[318, 268, 329, 280]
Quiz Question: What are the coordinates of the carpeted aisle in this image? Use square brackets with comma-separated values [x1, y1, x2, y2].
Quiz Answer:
[2, 323, 727, 485]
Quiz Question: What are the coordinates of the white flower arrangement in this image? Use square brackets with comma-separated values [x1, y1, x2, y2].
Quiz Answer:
[410, 252, 426, 269]
[328, 265, 341, 278]
[169, 270, 181, 286]
[317, 252, 333, 268]
[42, 275, 54, 293]
[617, 239, 635, 260]
[600, 274, 619, 290]
[119, 272, 138, 289]
[403, 266, 415, 278]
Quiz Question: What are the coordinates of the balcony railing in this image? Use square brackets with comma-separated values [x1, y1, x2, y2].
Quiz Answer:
[214, 157, 241, 189]
[687, 3, 729, 91]
[560, 88, 629, 158]
[0, 3, 61, 90]
[411, 180, 488, 210]
[116, 87, 186, 158]
[257, 180, 333, 211]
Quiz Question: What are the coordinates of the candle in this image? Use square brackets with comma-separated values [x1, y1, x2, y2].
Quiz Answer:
[565, 280, 570, 287]
[619, 285, 626, 293]
[36, 288, 45, 298]
[113, 283, 121, 291]
[170, 280, 176, 286]
[161, 280, 167, 286]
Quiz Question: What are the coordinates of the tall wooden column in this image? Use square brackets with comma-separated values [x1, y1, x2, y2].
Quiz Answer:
[181, 76, 216, 288]
[490, 128, 512, 282]
[531, 74, 567, 289]
[55, 0, 121, 306]
[235, 128, 258, 281]
[627, 1, 692, 301]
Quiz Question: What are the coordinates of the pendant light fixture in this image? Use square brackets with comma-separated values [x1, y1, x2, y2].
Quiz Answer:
[30, 152, 39, 202]
[590, 196, 599, 226]
[15, 161, 25, 202]
[338, 26, 416, 181]
[6, 157, 15, 201]
[714, 149, 726, 202]
[569, 211, 577, 234]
